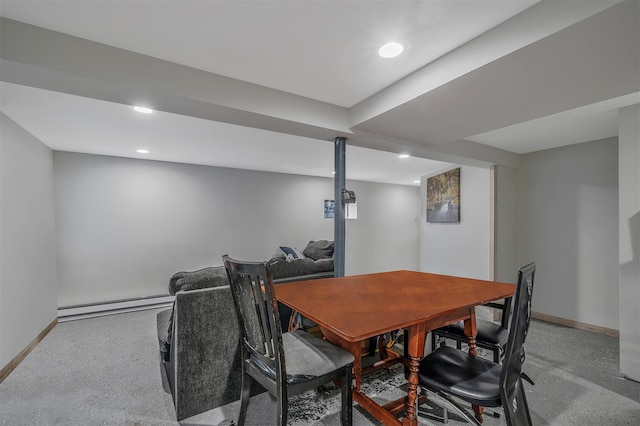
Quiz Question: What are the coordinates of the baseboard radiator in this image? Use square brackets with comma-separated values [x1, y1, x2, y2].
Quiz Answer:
[58, 295, 174, 322]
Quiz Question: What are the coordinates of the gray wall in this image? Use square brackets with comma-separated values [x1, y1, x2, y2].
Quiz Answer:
[618, 104, 639, 381]
[0, 113, 58, 368]
[420, 165, 492, 280]
[515, 137, 619, 330]
[53, 152, 420, 307]
[494, 165, 518, 283]
[345, 180, 420, 275]
[419, 140, 621, 334]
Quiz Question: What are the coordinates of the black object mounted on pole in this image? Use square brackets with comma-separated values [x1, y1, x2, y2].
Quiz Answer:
[341, 189, 356, 204]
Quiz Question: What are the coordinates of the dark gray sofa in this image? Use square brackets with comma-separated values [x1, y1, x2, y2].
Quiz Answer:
[156, 241, 334, 420]
[269, 255, 334, 283]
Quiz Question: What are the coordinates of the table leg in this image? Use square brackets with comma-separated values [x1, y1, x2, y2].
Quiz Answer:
[352, 342, 362, 391]
[464, 308, 484, 422]
[463, 310, 478, 356]
[403, 355, 419, 426]
[403, 324, 427, 426]
[378, 334, 389, 360]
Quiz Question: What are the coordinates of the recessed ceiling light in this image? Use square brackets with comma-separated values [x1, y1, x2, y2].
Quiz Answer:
[133, 106, 153, 114]
[136, 149, 150, 154]
[414, 180, 421, 184]
[398, 154, 410, 159]
[378, 42, 404, 58]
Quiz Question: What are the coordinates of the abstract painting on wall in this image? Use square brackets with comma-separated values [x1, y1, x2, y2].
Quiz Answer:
[426, 168, 460, 223]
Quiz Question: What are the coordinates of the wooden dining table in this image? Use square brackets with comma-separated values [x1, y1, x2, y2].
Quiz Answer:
[275, 270, 515, 426]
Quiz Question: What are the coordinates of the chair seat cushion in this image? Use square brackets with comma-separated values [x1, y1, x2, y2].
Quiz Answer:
[252, 330, 354, 385]
[441, 319, 508, 346]
[284, 330, 354, 383]
[419, 347, 502, 407]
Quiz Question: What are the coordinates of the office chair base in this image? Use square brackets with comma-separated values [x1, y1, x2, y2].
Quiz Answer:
[521, 372, 535, 385]
[419, 389, 485, 426]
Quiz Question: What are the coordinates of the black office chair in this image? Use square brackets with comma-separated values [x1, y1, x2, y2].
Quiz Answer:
[417, 262, 536, 426]
[431, 298, 512, 363]
[222, 255, 354, 426]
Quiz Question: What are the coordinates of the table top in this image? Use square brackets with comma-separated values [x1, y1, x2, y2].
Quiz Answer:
[275, 270, 515, 342]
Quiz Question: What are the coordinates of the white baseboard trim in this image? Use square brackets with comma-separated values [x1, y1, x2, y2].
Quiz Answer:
[58, 295, 174, 322]
[532, 311, 619, 338]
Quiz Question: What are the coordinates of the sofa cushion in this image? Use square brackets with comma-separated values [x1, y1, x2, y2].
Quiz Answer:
[303, 240, 334, 261]
[269, 257, 334, 280]
[168, 266, 228, 295]
[279, 246, 305, 261]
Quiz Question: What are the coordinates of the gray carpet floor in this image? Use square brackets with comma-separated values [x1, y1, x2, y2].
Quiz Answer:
[0, 307, 638, 425]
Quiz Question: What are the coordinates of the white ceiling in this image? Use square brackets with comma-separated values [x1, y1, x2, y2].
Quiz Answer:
[0, 0, 537, 108]
[0, 0, 638, 186]
[0, 81, 445, 185]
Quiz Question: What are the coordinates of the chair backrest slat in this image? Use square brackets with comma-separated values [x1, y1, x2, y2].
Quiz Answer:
[485, 297, 513, 329]
[251, 273, 275, 357]
[223, 256, 284, 369]
[500, 262, 536, 426]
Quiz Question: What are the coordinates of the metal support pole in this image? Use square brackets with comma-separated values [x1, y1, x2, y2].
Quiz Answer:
[334, 136, 347, 277]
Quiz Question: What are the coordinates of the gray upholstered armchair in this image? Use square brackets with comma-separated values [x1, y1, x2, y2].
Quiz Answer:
[156, 266, 257, 420]
[156, 241, 335, 420]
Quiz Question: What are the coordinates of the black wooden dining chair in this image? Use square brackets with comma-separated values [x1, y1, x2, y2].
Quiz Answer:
[222, 255, 354, 426]
[417, 262, 536, 426]
[431, 297, 512, 363]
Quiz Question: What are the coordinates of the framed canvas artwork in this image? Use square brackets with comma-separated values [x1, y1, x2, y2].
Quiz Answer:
[426, 168, 460, 223]
[324, 199, 335, 219]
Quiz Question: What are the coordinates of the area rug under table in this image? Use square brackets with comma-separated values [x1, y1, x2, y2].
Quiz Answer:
[286, 362, 408, 425]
